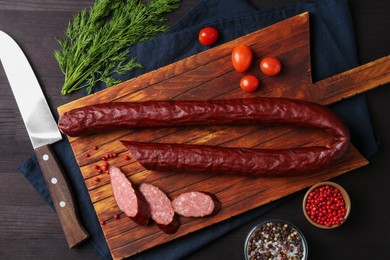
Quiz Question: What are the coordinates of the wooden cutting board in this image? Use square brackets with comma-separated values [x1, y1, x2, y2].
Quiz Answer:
[58, 12, 389, 259]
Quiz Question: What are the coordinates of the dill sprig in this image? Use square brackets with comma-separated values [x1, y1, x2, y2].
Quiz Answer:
[54, 0, 180, 95]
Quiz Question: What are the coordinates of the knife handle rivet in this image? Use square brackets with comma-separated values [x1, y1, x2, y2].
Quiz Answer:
[42, 154, 49, 161]
[59, 201, 66, 207]
[51, 177, 58, 184]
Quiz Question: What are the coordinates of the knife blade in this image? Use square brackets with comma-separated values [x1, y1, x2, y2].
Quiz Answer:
[0, 30, 89, 248]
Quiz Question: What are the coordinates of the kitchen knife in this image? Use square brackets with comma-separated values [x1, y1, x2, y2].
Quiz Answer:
[0, 30, 89, 248]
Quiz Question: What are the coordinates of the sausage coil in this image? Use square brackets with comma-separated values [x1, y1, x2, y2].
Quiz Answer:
[59, 97, 350, 176]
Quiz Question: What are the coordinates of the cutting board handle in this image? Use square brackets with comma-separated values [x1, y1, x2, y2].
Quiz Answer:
[313, 55, 390, 105]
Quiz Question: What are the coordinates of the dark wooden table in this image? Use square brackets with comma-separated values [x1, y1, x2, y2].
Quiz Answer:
[1, 0, 389, 259]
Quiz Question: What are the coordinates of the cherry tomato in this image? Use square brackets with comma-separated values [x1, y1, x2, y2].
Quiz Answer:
[239, 75, 259, 92]
[260, 56, 282, 76]
[198, 27, 219, 46]
[231, 44, 253, 72]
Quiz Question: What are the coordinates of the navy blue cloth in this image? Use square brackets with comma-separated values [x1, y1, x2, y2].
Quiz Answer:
[19, 0, 379, 259]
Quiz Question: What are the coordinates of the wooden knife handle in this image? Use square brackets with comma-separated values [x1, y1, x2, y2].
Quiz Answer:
[35, 144, 89, 248]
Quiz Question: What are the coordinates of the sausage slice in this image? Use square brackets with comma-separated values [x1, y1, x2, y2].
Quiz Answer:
[172, 191, 221, 217]
[139, 183, 180, 234]
[109, 166, 150, 226]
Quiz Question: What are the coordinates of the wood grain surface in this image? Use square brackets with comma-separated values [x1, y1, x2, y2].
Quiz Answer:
[1, 0, 389, 259]
[56, 12, 388, 259]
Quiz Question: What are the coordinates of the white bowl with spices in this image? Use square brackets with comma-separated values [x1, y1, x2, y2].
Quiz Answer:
[244, 219, 308, 260]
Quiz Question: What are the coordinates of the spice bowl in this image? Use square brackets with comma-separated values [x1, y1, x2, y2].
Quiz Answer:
[303, 181, 351, 229]
[244, 219, 308, 260]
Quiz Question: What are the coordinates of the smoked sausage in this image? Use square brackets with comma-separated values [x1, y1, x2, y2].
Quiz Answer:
[59, 97, 350, 176]
[58, 97, 349, 138]
[121, 139, 348, 177]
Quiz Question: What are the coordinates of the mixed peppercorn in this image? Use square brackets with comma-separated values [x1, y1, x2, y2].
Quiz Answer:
[246, 221, 306, 260]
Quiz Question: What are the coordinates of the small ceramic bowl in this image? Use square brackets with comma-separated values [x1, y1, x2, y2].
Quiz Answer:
[302, 181, 351, 229]
[244, 219, 308, 260]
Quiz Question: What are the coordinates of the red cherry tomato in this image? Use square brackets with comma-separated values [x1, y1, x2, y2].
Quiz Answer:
[198, 27, 219, 46]
[231, 44, 253, 72]
[239, 75, 259, 92]
[260, 56, 282, 76]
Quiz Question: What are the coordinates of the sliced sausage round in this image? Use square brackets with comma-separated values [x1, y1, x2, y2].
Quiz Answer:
[109, 165, 150, 226]
[172, 191, 221, 218]
[139, 183, 180, 234]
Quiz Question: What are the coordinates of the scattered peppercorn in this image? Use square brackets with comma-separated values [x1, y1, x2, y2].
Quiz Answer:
[114, 214, 120, 220]
[246, 221, 306, 260]
[84, 153, 90, 158]
[124, 155, 130, 161]
[100, 220, 105, 225]
[93, 146, 99, 150]
[94, 177, 100, 182]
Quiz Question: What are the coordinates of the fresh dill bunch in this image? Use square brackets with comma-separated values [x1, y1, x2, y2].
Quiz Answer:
[54, 0, 180, 95]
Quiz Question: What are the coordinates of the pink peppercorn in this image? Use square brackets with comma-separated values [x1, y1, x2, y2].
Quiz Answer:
[305, 184, 347, 227]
